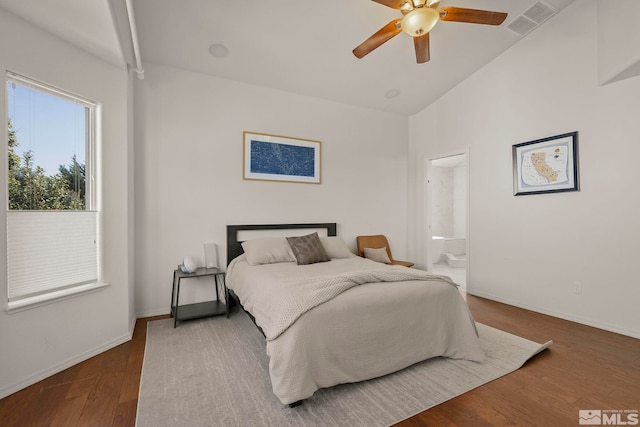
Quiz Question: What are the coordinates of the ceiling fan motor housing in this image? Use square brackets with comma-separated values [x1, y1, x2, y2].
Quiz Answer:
[401, 6, 439, 36]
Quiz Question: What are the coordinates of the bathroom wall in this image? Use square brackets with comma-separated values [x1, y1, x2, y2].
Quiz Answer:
[431, 166, 453, 237]
[453, 165, 466, 238]
[431, 163, 466, 238]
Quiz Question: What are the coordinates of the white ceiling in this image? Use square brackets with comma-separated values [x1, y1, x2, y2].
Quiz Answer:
[0, 0, 577, 116]
[0, 0, 125, 68]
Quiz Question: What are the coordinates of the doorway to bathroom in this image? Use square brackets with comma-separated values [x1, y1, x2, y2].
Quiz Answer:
[426, 151, 468, 291]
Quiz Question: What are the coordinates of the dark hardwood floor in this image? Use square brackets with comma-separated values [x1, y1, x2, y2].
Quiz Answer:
[1, 295, 638, 426]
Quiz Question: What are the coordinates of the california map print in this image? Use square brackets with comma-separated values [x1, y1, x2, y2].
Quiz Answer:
[520, 145, 568, 186]
[513, 131, 578, 195]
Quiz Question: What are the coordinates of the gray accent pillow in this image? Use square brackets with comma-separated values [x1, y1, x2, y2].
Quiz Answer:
[286, 232, 330, 265]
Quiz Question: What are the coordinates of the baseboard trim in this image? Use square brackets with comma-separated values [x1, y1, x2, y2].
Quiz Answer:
[0, 331, 133, 400]
[129, 313, 137, 336]
[136, 307, 170, 319]
[468, 290, 640, 339]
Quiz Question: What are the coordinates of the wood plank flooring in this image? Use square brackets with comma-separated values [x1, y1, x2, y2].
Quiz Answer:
[1, 296, 638, 426]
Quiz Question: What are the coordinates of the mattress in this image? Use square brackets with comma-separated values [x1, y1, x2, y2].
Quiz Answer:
[226, 255, 485, 404]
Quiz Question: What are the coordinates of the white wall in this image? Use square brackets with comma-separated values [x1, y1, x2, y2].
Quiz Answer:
[0, 9, 134, 397]
[597, 0, 640, 85]
[134, 63, 409, 316]
[408, 0, 640, 338]
[452, 165, 466, 238]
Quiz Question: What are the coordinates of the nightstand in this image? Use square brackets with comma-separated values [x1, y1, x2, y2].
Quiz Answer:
[170, 267, 227, 328]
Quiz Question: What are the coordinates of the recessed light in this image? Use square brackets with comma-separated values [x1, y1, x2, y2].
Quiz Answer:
[209, 43, 229, 58]
[384, 89, 400, 99]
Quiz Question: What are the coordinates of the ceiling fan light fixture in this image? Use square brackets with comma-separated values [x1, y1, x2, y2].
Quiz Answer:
[401, 7, 439, 36]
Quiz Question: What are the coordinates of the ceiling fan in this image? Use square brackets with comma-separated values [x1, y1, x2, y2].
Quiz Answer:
[353, 0, 508, 63]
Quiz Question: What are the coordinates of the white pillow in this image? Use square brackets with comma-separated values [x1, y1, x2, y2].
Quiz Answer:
[320, 237, 355, 259]
[241, 238, 296, 265]
[364, 247, 391, 264]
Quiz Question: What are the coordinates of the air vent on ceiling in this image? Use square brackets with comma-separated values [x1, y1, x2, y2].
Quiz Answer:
[505, 1, 558, 37]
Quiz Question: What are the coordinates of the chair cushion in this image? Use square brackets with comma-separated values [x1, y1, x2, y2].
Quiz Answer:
[364, 247, 391, 264]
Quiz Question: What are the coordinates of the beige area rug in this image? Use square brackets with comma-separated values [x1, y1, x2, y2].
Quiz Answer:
[136, 311, 552, 427]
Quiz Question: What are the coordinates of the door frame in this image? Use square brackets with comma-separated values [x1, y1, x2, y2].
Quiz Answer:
[424, 147, 470, 290]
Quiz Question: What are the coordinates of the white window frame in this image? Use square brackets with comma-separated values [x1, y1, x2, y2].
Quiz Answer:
[5, 72, 105, 313]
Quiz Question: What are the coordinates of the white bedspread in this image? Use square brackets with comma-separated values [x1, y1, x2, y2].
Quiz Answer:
[226, 256, 485, 404]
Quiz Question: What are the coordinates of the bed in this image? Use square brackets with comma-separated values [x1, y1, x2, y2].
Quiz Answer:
[225, 223, 485, 406]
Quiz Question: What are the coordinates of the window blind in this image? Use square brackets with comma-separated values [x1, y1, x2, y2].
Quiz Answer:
[7, 211, 98, 301]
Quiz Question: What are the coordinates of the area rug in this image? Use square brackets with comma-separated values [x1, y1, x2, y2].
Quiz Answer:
[136, 311, 551, 427]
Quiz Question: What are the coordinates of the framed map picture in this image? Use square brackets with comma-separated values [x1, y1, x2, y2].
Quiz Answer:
[512, 132, 579, 196]
[243, 132, 321, 184]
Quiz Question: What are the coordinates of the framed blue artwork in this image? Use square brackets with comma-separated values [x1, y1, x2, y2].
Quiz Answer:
[243, 132, 322, 184]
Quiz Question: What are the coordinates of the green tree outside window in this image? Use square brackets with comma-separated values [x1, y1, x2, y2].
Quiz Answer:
[7, 118, 85, 211]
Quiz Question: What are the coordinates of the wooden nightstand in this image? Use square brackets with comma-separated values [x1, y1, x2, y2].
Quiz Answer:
[170, 267, 227, 328]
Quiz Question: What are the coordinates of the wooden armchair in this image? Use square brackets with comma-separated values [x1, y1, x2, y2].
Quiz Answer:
[356, 235, 414, 267]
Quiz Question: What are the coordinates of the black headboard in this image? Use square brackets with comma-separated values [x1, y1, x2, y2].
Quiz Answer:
[226, 223, 337, 265]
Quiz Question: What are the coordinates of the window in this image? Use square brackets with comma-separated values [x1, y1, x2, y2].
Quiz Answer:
[6, 72, 101, 311]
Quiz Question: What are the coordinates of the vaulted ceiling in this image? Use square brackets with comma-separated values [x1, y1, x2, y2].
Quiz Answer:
[0, 0, 577, 116]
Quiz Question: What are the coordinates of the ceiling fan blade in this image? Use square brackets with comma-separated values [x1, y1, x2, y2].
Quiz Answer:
[439, 7, 508, 25]
[353, 19, 402, 59]
[414, 33, 430, 63]
[371, 0, 401, 9]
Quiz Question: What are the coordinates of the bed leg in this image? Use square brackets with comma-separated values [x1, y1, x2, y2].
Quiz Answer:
[288, 400, 304, 408]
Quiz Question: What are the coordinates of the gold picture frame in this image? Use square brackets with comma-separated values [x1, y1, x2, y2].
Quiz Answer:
[243, 132, 321, 184]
